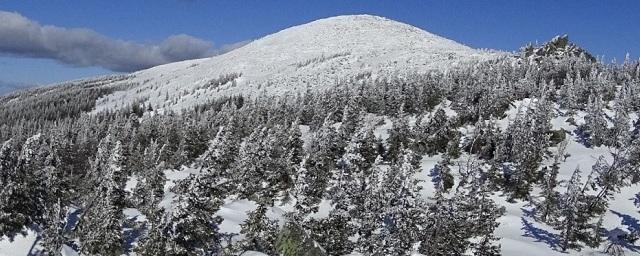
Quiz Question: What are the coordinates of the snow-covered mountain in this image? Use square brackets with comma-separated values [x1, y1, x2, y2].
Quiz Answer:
[5, 13, 638, 256]
[92, 15, 503, 113]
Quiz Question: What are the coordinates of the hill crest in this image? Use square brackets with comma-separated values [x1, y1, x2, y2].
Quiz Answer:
[92, 15, 504, 112]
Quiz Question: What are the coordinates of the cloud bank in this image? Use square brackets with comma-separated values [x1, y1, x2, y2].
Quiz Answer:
[0, 11, 230, 72]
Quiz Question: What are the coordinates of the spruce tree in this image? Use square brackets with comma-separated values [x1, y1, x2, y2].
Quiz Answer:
[465, 166, 505, 256]
[354, 156, 386, 254]
[200, 125, 237, 177]
[234, 126, 293, 205]
[79, 141, 127, 255]
[498, 101, 550, 200]
[0, 134, 60, 244]
[386, 115, 411, 162]
[420, 185, 470, 255]
[182, 120, 209, 160]
[559, 167, 584, 251]
[166, 175, 224, 255]
[537, 140, 567, 223]
[557, 166, 603, 251]
[135, 216, 170, 256]
[306, 211, 354, 256]
[376, 149, 425, 254]
[0, 139, 25, 239]
[609, 94, 632, 148]
[583, 94, 607, 147]
[295, 118, 340, 215]
[40, 146, 66, 256]
[238, 204, 280, 254]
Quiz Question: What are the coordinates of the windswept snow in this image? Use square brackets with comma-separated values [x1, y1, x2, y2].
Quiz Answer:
[92, 15, 504, 113]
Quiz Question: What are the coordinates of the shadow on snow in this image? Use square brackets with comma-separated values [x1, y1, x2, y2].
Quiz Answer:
[520, 217, 562, 252]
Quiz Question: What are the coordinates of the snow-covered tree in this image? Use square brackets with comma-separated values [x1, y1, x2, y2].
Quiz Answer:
[79, 141, 127, 255]
[234, 125, 294, 205]
[419, 185, 470, 255]
[583, 94, 608, 147]
[237, 204, 280, 254]
[375, 149, 425, 254]
[306, 211, 354, 256]
[557, 166, 603, 251]
[608, 92, 632, 148]
[0, 134, 66, 252]
[295, 117, 340, 215]
[558, 167, 584, 251]
[386, 115, 411, 162]
[315, 129, 383, 254]
[0, 139, 28, 239]
[536, 140, 567, 223]
[414, 108, 453, 155]
[497, 99, 551, 200]
[135, 219, 170, 256]
[337, 97, 362, 143]
[200, 125, 237, 177]
[464, 166, 505, 256]
[40, 147, 66, 256]
[166, 175, 224, 255]
[182, 120, 209, 160]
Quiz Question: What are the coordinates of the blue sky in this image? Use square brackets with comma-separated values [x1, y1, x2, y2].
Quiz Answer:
[1, 0, 639, 88]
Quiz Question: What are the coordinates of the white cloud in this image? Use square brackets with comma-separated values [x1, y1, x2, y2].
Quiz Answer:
[0, 10, 228, 72]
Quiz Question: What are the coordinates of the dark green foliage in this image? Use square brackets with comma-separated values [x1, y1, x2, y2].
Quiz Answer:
[79, 140, 127, 255]
[182, 121, 209, 160]
[495, 97, 553, 200]
[275, 221, 326, 256]
[306, 214, 354, 256]
[167, 175, 224, 255]
[386, 115, 411, 162]
[238, 204, 280, 255]
[548, 129, 567, 145]
[536, 140, 567, 223]
[135, 220, 170, 256]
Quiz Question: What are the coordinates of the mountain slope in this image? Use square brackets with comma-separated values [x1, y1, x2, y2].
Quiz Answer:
[93, 15, 503, 113]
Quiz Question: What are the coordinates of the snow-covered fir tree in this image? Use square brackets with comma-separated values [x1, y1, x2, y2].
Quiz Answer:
[294, 116, 340, 215]
[375, 148, 425, 255]
[166, 175, 225, 255]
[536, 140, 567, 223]
[583, 94, 608, 147]
[237, 204, 280, 254]
[79, 140, 127, 255]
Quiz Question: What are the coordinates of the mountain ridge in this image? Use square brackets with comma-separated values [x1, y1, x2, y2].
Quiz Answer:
[91, 15, 505, 113]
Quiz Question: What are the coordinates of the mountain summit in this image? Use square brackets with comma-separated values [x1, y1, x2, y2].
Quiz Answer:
[521, 35, 596, 62]
[93, 15, 502, 112]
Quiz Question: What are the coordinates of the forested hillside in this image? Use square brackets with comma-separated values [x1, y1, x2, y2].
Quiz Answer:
[1, 37, 639, 255]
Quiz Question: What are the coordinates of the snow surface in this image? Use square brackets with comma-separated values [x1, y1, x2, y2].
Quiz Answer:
[91, 15, 504, 113]
[0, 230, 37, 256]
[241, 251, 269, 256]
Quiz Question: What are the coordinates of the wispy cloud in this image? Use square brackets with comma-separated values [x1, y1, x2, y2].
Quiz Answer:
[0, 10, 241, 72]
